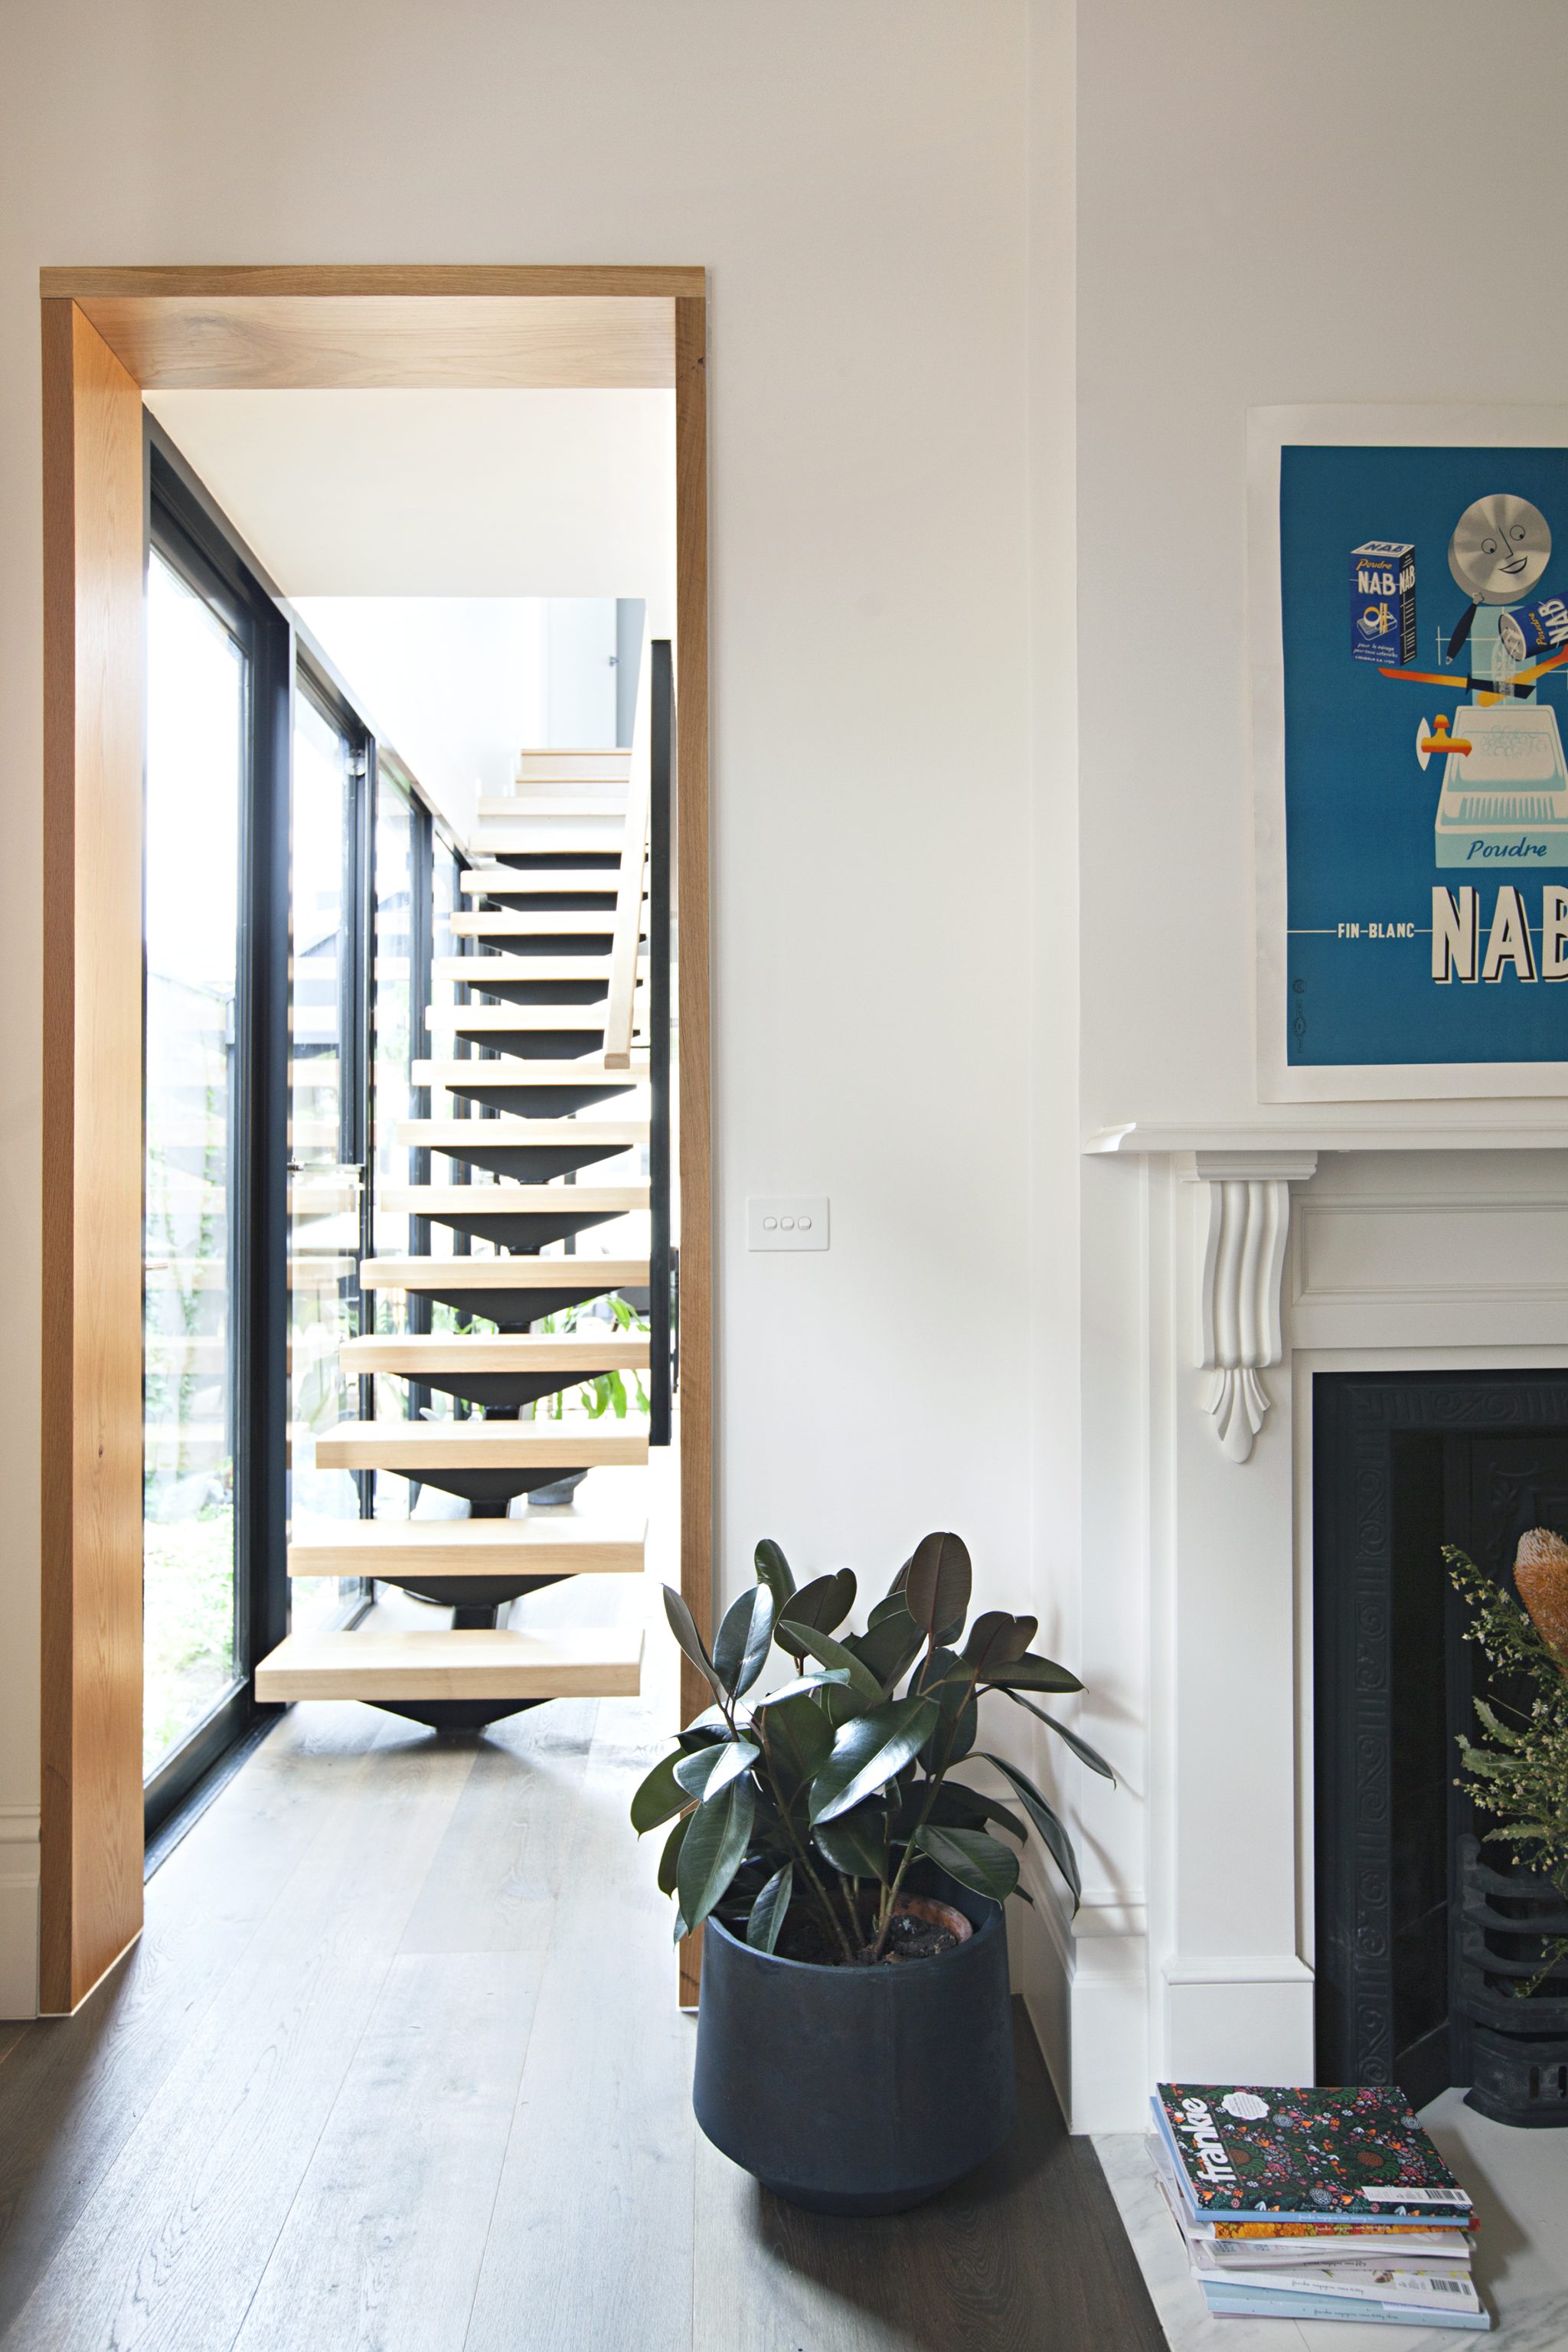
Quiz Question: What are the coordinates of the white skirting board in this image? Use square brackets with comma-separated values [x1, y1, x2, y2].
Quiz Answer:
[0, 1807, 40, 2019]
[1008, 1841, 1151, 2134]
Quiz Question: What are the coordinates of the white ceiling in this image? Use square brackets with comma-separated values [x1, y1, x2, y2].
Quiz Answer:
[146, 387, 675, 607]
[147, 388, 674, 839]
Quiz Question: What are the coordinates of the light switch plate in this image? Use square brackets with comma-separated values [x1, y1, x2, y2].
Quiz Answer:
[747, 1195, 829, 1251]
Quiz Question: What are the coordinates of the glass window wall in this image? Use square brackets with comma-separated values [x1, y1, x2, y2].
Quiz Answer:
[142, 553, 246, 1774]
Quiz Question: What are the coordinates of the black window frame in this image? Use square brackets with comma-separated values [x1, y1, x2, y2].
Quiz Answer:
[143, 432, 291, 1837]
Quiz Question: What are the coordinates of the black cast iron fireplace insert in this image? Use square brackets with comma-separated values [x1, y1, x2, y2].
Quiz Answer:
[1312, 1370, 1568, 2125]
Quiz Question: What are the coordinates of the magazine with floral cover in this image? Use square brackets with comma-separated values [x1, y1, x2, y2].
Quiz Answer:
[1153, 2086, 1474, 2224]
[1146, 2102, 1467, 2246]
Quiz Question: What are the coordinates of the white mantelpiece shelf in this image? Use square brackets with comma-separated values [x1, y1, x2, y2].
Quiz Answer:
[1086, 1118, 1568, 1156]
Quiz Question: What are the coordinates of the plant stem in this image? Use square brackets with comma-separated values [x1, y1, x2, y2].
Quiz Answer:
[871, 1662, 981, 1961]
[753, 1718, 858, 1963]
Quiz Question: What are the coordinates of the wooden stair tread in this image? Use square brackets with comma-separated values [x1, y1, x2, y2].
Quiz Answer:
[424, 1003, 642, 1033]
[288, 1511, 647, 1576]
[255, 1625, 644, 1702]
[449, 913, 616, 937]
[378, 1184, 648, 1214]
[341, 1334, 650, 1373]
[315, 1422, 648, 1468]
[431, 957, 623, 985]
[459, 870, 630, 897]
[514, 751, 628, 773]
[361, 1254, 648, 1294]
[411, 1057, 647, 1086]
[397, 1118, 648, 1148]
[475, 797, 626, 819]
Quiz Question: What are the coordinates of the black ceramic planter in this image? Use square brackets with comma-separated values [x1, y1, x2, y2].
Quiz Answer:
[692, 1877, 1016, 2215]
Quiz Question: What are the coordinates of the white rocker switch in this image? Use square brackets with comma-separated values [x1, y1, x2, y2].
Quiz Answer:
[747, 1195, 829, 1251]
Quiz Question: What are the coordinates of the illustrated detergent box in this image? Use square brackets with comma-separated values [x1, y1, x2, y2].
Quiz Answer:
[1350, 541, 1417, 665]
[1499, 595, 1568, 661]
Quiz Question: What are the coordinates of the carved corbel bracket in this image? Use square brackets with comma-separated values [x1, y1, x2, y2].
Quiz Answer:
[1179, 1152, 1318, 1464]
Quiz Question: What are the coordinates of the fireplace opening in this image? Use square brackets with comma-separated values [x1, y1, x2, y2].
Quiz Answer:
[1312, 1371, 1568, 2125]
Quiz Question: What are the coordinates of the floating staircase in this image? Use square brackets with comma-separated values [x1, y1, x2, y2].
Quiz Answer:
[256, 681, 658, 1730]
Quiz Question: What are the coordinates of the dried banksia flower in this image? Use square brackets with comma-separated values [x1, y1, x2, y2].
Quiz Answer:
[1514, 1527, 1568, 1667]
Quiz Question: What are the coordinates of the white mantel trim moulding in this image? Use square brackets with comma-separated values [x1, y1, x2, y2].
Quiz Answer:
[1087, 1117, 1568, 1155]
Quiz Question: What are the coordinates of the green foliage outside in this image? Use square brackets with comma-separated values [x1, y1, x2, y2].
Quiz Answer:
[144, 1505, 236, 1772]
[529, 1296, 650, 1421]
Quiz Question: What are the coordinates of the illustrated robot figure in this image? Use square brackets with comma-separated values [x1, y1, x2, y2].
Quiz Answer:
[1380, 492, 1568, 866]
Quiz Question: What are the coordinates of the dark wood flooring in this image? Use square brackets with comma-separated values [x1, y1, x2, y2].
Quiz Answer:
[0, 1579, 1162, 2351]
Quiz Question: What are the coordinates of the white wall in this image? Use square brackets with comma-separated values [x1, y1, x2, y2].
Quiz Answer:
[1067, 0, 1568, 2125]
[0, 2, 1043, 2016]
[1076, 0, 1568, 1132]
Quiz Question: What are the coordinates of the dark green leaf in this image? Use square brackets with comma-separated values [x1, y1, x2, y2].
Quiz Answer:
[962, 1610, 1037, 1674]
[631, 1748, 692, 1834]
[997, 1688, 1116, 1780]
[818, 1679, 872, 1727]
[813, 1801, 889, 1883]
[676, 1775, 756, 1932]
[809, 1695, 940, 1824]
[657, 1809, 691, 1895]
[913, 1822, 1019, 1904]
[776, 1620, 883, 1709]
[774, 1570, 858, 1661]
[884, 1553, 913, 1604]
[903, 1531, 972, 1648]
[675, 1717, 727, 1750]
[712, 1585, 776, 1698]
[753, 1539, 795, 1616]
[912, 1645, 967, 1696]
[674, 1738, 760, 1803]
[986, 1651, 1083, 1694]
[760, 1690, 833, 1802]
[980, 1753, 1082, 1906]
[746, 1863, 793, 1952]
[913, 1647, 978, 1770]
[662, 1584, 727, 1705]
[756, 1669, 851, 1705]
[850, 1600, 926, 1693]
[933, 1780, 1030, 1843]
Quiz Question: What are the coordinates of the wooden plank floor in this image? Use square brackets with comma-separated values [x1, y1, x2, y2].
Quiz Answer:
[0, 1504, 1161, 2350]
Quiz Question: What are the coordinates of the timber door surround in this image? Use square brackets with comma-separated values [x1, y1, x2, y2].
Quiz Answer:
[40, 265, 711, 2013]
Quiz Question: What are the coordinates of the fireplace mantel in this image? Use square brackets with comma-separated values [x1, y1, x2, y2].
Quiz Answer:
[1035, 1131, 1568, 2132]
[1086, 1116, 1568, 1155]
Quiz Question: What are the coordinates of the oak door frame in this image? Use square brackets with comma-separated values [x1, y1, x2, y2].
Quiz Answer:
[40, 266, 711, 2013]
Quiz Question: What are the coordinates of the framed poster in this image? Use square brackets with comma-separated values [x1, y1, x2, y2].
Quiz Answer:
[1251, 405, 1568, 1101]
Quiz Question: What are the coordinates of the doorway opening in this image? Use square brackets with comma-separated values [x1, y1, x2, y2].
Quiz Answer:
[41, 269, 709, 2014]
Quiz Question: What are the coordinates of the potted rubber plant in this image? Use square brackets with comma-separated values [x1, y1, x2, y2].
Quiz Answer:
[631, 1530, 1112, 2213]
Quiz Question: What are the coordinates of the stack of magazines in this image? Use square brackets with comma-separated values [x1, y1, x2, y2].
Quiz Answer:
[1150, 2084, 1488, 2330]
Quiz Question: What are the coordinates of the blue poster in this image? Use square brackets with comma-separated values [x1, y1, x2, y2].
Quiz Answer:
[1280, 443, 1568, 1067]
